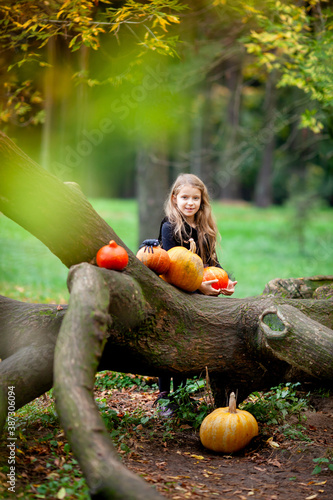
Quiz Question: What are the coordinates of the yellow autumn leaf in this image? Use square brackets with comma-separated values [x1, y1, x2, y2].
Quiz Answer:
[22, 19, 33, 29]
[266, 437, 280, 448]
[190, 454, 205, 460]
[245, 5, 261, 14]
[57, 487, 67, 499]
[166, 15, 180, 24]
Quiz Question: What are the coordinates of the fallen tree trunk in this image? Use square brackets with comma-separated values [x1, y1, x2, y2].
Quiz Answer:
[1, 268, 332, 413]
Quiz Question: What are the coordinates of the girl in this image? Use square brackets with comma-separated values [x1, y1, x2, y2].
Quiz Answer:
[156, 173, 237, 412]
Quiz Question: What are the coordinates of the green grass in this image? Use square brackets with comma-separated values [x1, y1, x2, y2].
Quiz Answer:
[0, 199, 332, 302]
[213, 202, 333, 297]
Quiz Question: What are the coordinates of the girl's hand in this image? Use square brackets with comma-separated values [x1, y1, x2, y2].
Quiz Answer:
[198, 279, 238, 296]
[219, 279, 238, 296]
[198, 279, 220, 296]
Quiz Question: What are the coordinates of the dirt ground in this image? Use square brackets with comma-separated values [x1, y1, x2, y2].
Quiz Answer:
[121, 389, 333, 500]
[0, 386, 332, 499]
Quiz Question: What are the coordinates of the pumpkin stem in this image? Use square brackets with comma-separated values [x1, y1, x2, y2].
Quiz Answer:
[189, 238, 196, 253]
[228, 392, 237, 413]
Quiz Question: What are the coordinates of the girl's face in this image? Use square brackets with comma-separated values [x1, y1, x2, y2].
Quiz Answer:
[173, 185, 202, 224]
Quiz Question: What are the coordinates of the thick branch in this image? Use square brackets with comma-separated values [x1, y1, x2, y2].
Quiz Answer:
[259, 304, 333, 380]
[0, 296, 66, 434]
[53, 263, 163, 499]
[263, 275, 333, 299]
[1, 270, 333, 419]
[0, 132, 119, 267]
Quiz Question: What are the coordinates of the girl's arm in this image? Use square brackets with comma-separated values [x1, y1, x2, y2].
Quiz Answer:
[161, 221, 179, 251]
[207, 247, 237, 295]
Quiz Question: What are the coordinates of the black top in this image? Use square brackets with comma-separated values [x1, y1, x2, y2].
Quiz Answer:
[158, 217, 222, 268]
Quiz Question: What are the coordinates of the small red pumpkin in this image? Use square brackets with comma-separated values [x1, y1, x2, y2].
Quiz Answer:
[96, 240, 128, 270]
[202, 266, 229, 290]
[136, 244, 170, 274]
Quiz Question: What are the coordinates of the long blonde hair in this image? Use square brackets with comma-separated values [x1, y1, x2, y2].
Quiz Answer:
[164, 173, 219, 265]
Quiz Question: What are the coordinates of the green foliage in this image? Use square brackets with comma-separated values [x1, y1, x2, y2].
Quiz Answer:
[156, 380, 213, 430]
[0, 0, 186, 126]
[95, 371, 157, 392]
[312, 456, 333, 475]
[95, 396, 155, 450]
[0, 0, 185, 56]
[96, 376, 211, 445]
[241, 383, 311, 441]
[2, 395, 89, 499]
[241, 383, 309, 424]
[241, 0, 333, 131]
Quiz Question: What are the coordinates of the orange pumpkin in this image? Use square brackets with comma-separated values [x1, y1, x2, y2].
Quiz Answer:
[200, 392, 258, 453]
[96, 240, 128, 270]
[161, 239, 204, 292]
[202, 266, 229, 290]
[136, 244, 170, 274]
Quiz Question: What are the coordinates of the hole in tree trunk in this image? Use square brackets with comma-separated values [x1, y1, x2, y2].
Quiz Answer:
[262, 313, 285, 331]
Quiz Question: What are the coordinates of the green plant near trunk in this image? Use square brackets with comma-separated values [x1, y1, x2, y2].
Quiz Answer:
[240, 382, 311, 440]
[312, 456, 333, 475]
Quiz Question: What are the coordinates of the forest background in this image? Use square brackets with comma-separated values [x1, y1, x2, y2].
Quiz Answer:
[0, 0, 333, 296]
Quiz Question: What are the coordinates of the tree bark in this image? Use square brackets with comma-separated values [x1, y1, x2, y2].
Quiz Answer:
[262, 275, 333, 299]
[220, 55, 243, 200]
[259, 304, 333, 379]
[254, 71, 277, 207]
[136, 143, 169, 246]
[54, 261, 163, 499]
[1, 271, 332, 412]
[40, 36, 56, 171]
[0, 296, 66, 409]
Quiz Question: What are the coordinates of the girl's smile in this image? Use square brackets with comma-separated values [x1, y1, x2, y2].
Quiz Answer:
[173, 185, 201, 224]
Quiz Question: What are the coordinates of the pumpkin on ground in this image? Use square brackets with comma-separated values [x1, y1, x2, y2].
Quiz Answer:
[136, 244, 170, 274]
[96, 240, 128, 270]
[202, 266, 229, 290]
[161, 239, 204, 292]
[200, 392, 258, 453]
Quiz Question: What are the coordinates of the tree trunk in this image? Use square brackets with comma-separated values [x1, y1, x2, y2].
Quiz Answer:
[40, 36, 56, 171]
[1, 130, 332, 499]
[137, 143, 169, 245]
[254, 72, 277, 207]
[1, 269, 332, 410]
[220, 56, 243, 200]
